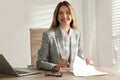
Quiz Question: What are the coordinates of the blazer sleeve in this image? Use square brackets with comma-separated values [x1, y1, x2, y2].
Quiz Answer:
[77, 33, 84, 59]
[37, 32, 57, 71]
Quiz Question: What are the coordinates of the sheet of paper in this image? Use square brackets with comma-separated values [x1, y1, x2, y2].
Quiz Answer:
[73, 55, 108, 76]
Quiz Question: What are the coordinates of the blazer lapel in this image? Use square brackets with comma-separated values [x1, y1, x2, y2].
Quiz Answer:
[69, 29, 77, 67]
[55, 27, 65, 58]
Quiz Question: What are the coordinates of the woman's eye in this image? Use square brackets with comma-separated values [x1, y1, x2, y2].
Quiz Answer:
[58, 12, 63, 14]
[58, 11, 63, 14]
[66, 11, 71, 14]
[58, 11, 71, 15]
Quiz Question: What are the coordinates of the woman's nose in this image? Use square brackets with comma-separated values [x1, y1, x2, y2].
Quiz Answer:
[63, 13, 67, 18]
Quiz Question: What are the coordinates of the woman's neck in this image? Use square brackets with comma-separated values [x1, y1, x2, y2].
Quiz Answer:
[60, 25, 70, 34]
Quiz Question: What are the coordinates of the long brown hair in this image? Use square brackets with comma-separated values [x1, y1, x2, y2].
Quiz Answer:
[50, 1, 77, 29]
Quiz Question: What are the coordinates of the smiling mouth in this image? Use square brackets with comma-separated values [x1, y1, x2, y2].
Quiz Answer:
[61, 19, 69, 22]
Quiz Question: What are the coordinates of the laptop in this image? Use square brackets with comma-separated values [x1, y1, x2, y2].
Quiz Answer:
[0, 54, 41, 77]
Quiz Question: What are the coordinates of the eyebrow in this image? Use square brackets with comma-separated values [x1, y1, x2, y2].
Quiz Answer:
[58, 10, 70, 12]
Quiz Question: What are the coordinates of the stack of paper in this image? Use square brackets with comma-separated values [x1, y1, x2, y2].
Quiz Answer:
[73, 55, 108, 76]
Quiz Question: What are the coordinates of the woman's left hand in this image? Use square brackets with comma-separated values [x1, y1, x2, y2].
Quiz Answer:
[86, 58, 94, 65]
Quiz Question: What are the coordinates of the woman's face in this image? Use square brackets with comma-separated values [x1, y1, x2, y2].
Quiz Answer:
[58, 5, 72, 27]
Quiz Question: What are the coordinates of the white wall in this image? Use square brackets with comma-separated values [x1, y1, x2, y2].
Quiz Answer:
[83, 0, 113, 67]
[0, 0, 83, 67]
[83, 0, 98, 66]
[0, 0, 32, 67]
[95, 0, 113, 67]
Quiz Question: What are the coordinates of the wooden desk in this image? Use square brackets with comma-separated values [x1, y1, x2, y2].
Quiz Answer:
[0, 67, 120, 80]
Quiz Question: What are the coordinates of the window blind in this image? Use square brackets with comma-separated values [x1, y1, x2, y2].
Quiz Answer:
[29, 5, 56, 28]
[112, 0, 120, 68]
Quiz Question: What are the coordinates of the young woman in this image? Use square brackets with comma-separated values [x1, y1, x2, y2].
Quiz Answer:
[37, 1, 93, 72]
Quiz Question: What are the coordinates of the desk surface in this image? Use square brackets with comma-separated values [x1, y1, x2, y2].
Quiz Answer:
[0, 67, 120, 80]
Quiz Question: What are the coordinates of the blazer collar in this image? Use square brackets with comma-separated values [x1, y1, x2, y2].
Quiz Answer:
[56, 26, 74, 38]
[60, 27, 73, 38]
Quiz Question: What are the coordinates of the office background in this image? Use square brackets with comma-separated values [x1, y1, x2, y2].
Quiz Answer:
[0, 0, 113, 68]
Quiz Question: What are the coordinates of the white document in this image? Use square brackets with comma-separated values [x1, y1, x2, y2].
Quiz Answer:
[73, 55, 108, 76]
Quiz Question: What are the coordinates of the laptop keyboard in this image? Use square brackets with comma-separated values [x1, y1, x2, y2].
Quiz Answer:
[15, 70, 29, 74]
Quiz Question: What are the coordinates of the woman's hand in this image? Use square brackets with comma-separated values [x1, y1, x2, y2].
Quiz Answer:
[58, 58, 69, 68]
[86, 58, 94, 65]
[54, 59, 69, 71]
[54, 65, 61, 71]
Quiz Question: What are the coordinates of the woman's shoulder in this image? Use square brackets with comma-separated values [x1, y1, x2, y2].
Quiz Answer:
[45, 28, 56, 34]
[43, 28, 56, 38]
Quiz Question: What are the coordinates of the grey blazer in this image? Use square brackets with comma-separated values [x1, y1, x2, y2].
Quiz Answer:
[37, 27, 84, 71]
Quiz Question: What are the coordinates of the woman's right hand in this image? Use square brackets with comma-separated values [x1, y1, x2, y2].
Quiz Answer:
[54, 59, 69, 71]
[58, 58, 69, 68]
